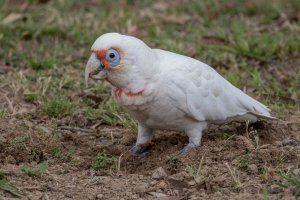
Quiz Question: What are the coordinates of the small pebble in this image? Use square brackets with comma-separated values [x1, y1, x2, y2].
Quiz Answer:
[270, 184, 284, 194]
[282, 139, 294, 146]
[134, 183, 149, 193]
[96, 194, 103, 199]
[248, 164, 258, 173]
[152, 167, 167, 179]
[187, 180, 196, 186]
[156, 180, 168, 189]
[150, 180, 157, 186]
[173, 189, 179, 195]
[274, 141, 282, 147]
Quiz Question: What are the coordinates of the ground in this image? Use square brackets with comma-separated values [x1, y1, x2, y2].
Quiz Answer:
[0, 0, 300, 199]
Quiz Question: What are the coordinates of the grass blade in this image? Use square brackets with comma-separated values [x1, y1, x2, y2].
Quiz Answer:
[0, 178, 22, 198]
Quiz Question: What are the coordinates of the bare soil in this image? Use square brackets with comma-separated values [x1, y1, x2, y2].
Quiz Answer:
[0, 112, 299, 199]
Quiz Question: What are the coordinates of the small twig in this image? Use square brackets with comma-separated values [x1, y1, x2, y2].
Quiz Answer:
[225, 134, 236, 143]
[4, 95, 15, 115]
[44, 193, 50, 200]
[23, 186, 41, 191]
[117, 151, 127, 173]
[110, 131, 114, 142]
[225, 162, 242, 188]
[41, 77, 52, 96]
[245, 120, 250, 138]
[90, 120, 103, 129]
[165, 179, 174, 196]
[195, 155, 205, 183]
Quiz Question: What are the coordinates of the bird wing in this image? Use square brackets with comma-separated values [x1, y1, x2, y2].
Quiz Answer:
[155, 49, 274, 122]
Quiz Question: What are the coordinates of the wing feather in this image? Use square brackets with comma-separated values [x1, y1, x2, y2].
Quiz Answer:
[156, 49, 275, 123]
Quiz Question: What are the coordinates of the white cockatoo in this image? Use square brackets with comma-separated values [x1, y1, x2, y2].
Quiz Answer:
[85, 33, 275, 155]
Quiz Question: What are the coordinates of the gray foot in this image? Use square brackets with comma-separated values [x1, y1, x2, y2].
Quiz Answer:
[176, 143, 197, 156]
[130, 145, 149, 156]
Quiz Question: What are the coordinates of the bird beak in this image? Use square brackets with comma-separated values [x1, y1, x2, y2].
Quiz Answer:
[85, 54, 106, 85]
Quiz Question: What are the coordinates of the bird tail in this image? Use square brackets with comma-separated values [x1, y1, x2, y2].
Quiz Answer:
[248, 111, 278, 120]
[231, 86, 278, 120]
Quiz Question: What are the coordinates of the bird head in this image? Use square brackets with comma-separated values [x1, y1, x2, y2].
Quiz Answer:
[85, 33, 156, 93]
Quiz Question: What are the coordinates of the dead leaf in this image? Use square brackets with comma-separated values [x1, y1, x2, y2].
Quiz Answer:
[2, 13, 24, 24]
[163, 14, 192, 25]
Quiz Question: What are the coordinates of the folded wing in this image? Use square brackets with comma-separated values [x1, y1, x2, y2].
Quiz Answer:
[158, 50, 275, 123]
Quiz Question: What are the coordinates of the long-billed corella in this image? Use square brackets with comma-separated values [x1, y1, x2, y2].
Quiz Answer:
[85, 33, 276, 155]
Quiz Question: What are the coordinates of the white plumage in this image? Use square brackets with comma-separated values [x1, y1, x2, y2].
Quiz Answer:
[85, 33, 275, 155]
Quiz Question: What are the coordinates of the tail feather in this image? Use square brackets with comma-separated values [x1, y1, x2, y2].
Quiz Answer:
[231, 86, 277, 120]
[249, 111, 278, 120]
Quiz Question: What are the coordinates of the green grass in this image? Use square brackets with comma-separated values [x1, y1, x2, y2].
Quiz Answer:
[10, 136, 30, 145]
[51, 146, 76, 162]
[27, 54, 56, 70]
[42, 95, 74, 117]
[0, 109, 9, 119]
[93, 150, 115, 171]
[21, 162, 49, 177]
[0, 172, 22, 197]
[263, 187, 269, 200]
[276, 172, 300, 197]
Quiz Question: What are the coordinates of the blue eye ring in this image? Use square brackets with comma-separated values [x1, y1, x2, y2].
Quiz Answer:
[106, 49, 120, 67]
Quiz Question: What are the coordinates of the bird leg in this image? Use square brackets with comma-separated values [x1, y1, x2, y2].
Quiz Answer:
[130, 124, 152, 155]
[176, 122, 207, 155]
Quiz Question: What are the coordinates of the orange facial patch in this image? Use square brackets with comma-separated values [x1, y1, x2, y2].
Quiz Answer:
[92, 47, 124, 71]
[93, 49, 110, 69]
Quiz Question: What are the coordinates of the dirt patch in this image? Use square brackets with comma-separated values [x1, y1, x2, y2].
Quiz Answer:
[0, 115, 299, 199]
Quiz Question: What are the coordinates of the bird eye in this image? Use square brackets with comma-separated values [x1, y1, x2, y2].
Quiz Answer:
[106, 49, 120, 67]
[109, 53, 115, 58]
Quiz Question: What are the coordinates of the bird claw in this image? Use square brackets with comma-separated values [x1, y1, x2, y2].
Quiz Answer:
[176, 143, 197, 156]
[130, 145, 149, 156]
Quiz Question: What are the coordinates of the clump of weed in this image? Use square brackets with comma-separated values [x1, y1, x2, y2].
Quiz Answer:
[83, 107, 103, 121]
[83, 100, 137, 130]
[0, 109, 9, 119]
[51, 146, 76, 162]
[42, 95, 74, 117]
[99, 100, 137, 129]
[10, 136, 30, 145]
[24, 93, 39, 103]
[0, 172, 22, 197]
[276, 171, 300, 197]
[27, 56, 56, 70]
[21, 162, 48, 177]
[225, 72, 241, 88]
[93, 150, 115, 171]
[186, 156, 205, 183]
[263, 187, 269, 200]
